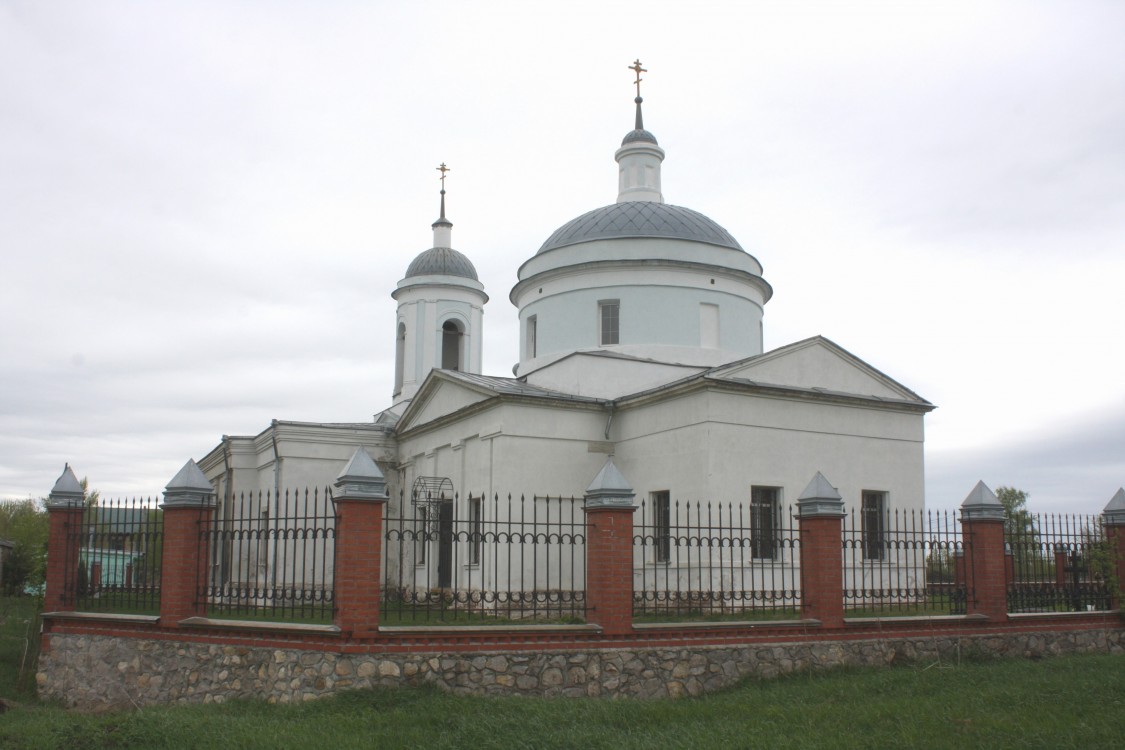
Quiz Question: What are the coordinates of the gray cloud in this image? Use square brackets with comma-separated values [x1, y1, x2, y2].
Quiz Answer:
[3, 1, 1123, 506]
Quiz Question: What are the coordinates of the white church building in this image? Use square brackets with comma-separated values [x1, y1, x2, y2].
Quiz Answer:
[198, 68, 933, 600]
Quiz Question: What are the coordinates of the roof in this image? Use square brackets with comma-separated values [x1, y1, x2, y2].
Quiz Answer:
[394, 369, 606, 436]
[404, 246, 479, 280]
[536, 202, 745, 255]
[438, 370, 604, 405]
[612, 336, 934, 410]
[621, 128, 658, 145]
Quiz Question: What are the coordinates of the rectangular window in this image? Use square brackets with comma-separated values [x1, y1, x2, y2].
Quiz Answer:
[652, 490, 670, 563]
[750, 486, 780, 559]
[526, 315, 537, 359]
[468, 496, 482, 565]
[862, 491, 886, 561]
[700, 303, 719, 349]
[599, 300, 620, 346]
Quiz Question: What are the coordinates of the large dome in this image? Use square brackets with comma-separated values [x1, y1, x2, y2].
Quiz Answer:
[404, 246, 479, 280]
[537, 202, 744, 256]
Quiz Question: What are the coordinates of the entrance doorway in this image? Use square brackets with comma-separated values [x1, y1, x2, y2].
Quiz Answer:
[437, 500, 454, 588]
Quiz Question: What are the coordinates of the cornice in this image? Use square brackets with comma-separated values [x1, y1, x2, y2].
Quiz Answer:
[511, 257, 773, 306]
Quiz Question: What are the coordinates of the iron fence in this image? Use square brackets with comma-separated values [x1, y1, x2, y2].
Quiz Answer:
[383, 493, 586, 623]
[1007, 513, 1112, 613]
[842, 508, 968, 615]
[633, 498, 801, 620]
[199, 488, 335, 622]
[65, 498, 163, 614]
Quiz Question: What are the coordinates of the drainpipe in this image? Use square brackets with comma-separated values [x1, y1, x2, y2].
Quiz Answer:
[270, 420, 282, 499]
[221, 435, 233, 511]
[603, 402, 616, 441]
[270, 420, 282, 587]
[220, 435, 233, 586]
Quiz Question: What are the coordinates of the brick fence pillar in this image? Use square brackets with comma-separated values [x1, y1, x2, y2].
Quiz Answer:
[1102, 488, 1125, 610]
[797, 472, 846, 628]
[159, 460, 217, 625]
[43, 465, 86, 612]
[960, 480, 1009, 620]
[332, 448, 389, 638]
[583, 458, 636, 636]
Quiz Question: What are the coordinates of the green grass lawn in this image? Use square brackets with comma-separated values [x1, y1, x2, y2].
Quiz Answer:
[2, 595, 1123, 749]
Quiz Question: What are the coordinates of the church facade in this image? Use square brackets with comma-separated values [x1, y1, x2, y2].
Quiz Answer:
[198, 70, 933, 599]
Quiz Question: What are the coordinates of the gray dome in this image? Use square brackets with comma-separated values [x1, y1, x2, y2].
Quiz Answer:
[537, 202, 744, 255]
[404, 247, 479, 280]
[622, 128, 658, 146]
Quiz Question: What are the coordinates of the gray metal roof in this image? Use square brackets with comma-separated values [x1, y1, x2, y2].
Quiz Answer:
[441, 370, 605, 404]
[536, 202, 744, 255]
[621, 128, 658, 145]
[404, 247, 479, 280]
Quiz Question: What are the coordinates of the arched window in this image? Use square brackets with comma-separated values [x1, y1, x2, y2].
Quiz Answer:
[441, 320, 464, 371]
[394, 322, 406, 396]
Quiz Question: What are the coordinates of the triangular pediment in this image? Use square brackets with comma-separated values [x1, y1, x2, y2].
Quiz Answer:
[396, 372, 497, 432]
[523, 350, 705, 399]
[709, 336, 929, 405]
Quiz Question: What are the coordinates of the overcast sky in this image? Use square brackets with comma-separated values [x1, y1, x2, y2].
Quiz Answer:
[2, 1, 1123, 513]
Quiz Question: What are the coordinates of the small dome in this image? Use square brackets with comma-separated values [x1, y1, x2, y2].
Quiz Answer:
[537, 202, 744, 255]
[621, 128, 658, 146]
[404, 247, 479, 280]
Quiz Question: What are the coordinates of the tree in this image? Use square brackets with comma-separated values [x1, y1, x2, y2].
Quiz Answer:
[995, 486, 1040, 575]
[0, 499, 49, 595]
[995, 486, 1035, 538]
[80, 477, 99, 507]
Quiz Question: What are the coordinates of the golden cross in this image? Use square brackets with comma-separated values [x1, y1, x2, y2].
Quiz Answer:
[436, 162, 450, 189]
[629, 59, 646, 98]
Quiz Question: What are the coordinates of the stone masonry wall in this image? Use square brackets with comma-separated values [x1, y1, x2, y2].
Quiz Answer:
[39, 628, 1124, 711]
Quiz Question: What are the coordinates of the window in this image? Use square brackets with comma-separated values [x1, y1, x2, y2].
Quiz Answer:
[526, 315, 537, 359]
[652, 490, 670, 563]
[700, 303, 719, 349]
[394, 322, 406, 396]
[862, 491, 886, 561]
[599, 300, 620, 346]
[468, 496, 482, 565]
[441, 320, 463, 370]
[750, 486, 780, 559]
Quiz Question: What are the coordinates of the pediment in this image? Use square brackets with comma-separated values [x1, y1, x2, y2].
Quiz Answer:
[710, 337, 928, 404]
[523, 351, 704, 399]
[397, 374, 496, 432]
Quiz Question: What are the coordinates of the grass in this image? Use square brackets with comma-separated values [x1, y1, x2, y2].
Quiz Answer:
[0, 594, 41, 698]
[3, 595, 1123, 749]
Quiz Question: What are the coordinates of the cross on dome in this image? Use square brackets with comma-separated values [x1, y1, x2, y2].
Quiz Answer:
[629, 59, 647, 131]
[436, 162, 450, 221]
[629, 59, 646, 99]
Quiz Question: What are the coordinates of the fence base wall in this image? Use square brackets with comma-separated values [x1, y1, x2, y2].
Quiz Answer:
[37, 621, 1124, 711]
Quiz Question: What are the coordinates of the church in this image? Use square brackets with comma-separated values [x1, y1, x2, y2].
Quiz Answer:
[198, 64, 933, 595]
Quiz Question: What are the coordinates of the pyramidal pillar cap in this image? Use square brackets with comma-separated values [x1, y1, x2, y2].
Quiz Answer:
[333, 447, 388, 501]
[47, 464, 85, 509]
[584, 458, 636, 509]
[162, 459, 217, 509]
[797, 472, 845, 517]
[960, 480, 1006, 521]
[1102, 487, 1125, 525]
